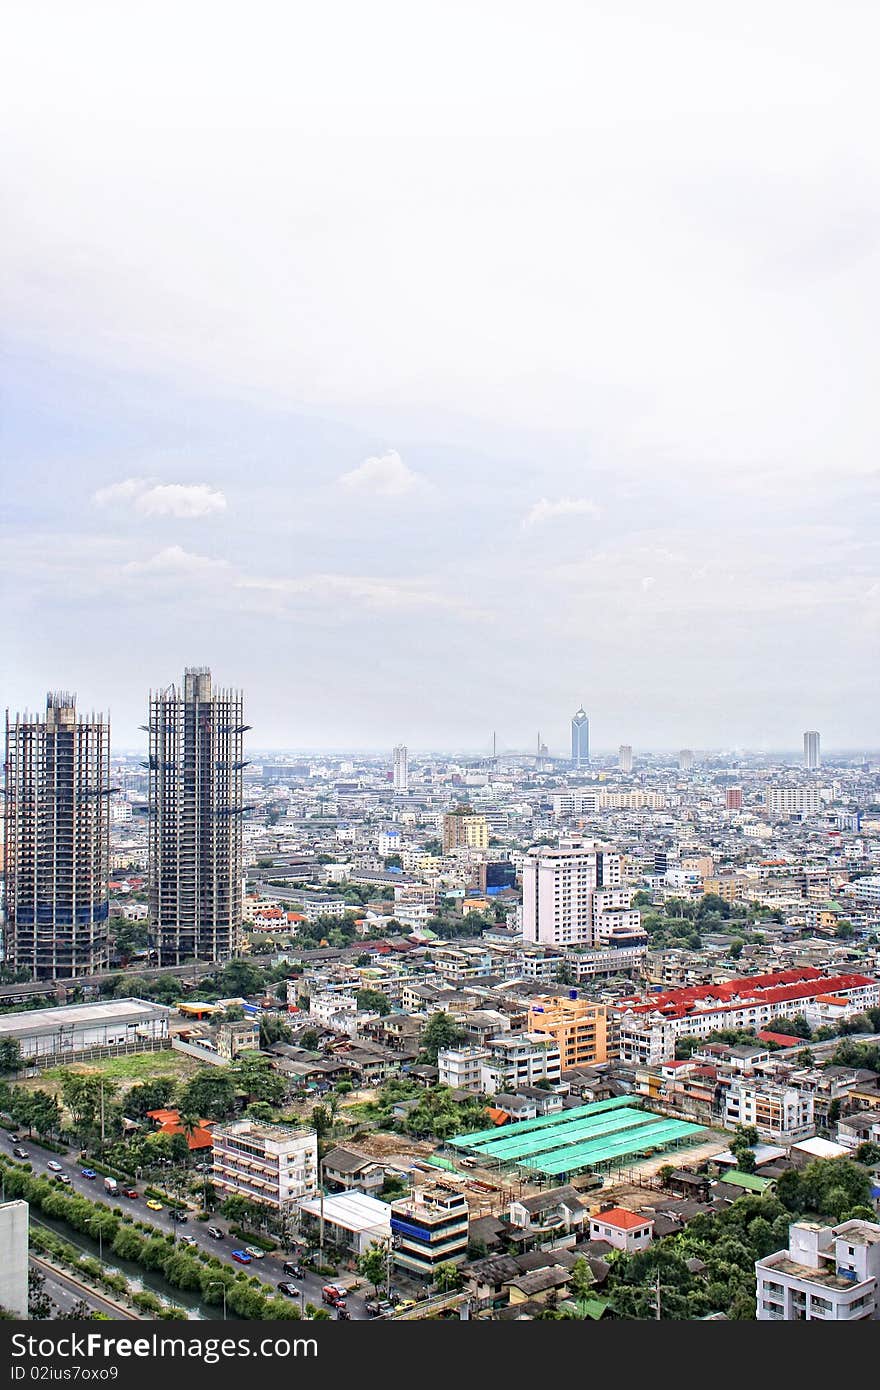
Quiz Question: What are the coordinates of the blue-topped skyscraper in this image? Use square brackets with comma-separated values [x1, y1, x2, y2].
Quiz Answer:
[571, 706, 590, 768]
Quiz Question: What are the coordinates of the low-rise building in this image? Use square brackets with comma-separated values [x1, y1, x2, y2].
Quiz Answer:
[588, 1207, 654, 1253]
[756, 1220, 880, 1320]
[527, 995, 608, 1069]
[391, 1186, 469, 1276]
[480, 1034, 562, 1093]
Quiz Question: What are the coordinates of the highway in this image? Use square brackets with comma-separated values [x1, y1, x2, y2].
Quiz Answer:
[0, 1128, 370, 1321]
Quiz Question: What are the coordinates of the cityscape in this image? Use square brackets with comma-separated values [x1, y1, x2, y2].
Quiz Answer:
[3, 0, 879, 1353]
[1, 674, 879, 1322]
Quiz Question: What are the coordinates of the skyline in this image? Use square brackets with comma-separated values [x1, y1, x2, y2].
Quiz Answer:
[3, 4, 879, 751]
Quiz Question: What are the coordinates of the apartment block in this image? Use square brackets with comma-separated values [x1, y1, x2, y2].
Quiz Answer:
[480, 1033, 562, 1092]
[437, 1045, 490, 1092]
[212, 1119, 318, 1211]
[757, 1221, 880, 1320]
[527, 995, 608, 1069]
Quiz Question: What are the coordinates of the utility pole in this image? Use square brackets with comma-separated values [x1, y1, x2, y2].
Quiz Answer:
[318, 1159, 324, 1261]
[99, 1080, 105, 1152]
[654, 1271, 662, 1320]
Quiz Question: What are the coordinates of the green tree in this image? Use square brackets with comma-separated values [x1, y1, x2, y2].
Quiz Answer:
[178, 1070, 238, 1120]
[419, 1012, 466, 1064]
[569, 1256, 595, 1302]
[357, 1243, 387, 1297]
[356, 988, 391, 1016]
[0, 1039, 22, 1074]
[434, 1261, 463, 1292]
[259, 1016, 292, 1049]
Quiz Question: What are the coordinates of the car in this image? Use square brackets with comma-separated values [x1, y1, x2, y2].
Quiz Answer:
[366, 1299, 394, 1317]
[81, 1168, 96, 1179]
[57, 1175, 72, 1185]
[146, 1199, 164, 1211]
[231, 1250, 252, 1265]
[178, 1235, 198, 1248]
[122, 1188, 139, 1200]
[12, 1147, 28, 1159]
[206, 1226, 225, 1240]
[282, 1262, 305, 1279]
[277, 1282, 299, 1298]
[170, 1209, 188, 1223]
[243, 1245, 265, 1259]
[47, 1160, 63, 1172]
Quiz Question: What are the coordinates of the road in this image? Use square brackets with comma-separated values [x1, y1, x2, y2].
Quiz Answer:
[0, 1128, 369, 1320]
[31, 1255, 140, 1320]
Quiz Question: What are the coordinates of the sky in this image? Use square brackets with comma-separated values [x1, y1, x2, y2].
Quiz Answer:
[2, 2, 879, 754]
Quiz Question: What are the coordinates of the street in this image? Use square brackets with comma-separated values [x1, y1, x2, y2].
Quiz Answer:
[0, 1128, 370, 1320]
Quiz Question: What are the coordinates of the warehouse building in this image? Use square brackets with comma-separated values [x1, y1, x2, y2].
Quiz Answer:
[0, 997, 170, 1065]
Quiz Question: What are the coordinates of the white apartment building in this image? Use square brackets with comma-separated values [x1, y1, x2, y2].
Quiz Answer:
[552, 791, 600, 819]
[438, 1045, 490, 1092]
[522, 839, 628, 947]
[590, 886, 645, 946]
[764, 787, 823, 817]
[723, 1079, 815, 1142]
[480, 1033, 562, 1092]
[212, 1120, 318, 1212]
[309, 991, 358, 1027]
[757, 1221, 880, 1320]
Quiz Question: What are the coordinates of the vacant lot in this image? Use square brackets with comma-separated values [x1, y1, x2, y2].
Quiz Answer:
[20, 1049, 203, 1099]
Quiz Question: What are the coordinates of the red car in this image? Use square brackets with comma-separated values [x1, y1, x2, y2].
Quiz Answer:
[122, 1188, 139, 1200]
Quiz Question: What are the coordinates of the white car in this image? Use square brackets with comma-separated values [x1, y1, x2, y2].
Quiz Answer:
[244, 1246, 266, 1260]
[47, 1160, 63, 1172]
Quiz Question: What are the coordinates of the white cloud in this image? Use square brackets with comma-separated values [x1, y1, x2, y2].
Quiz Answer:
[123, 546, 229, 576]
[523, 497, 601, 527]
[93, 478, 227, 518]
[337, 451, 425, 498]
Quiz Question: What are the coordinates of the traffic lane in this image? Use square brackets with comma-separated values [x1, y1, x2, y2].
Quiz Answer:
[1, 1132, 371, 1317]
[31, 1255, 139, 1320]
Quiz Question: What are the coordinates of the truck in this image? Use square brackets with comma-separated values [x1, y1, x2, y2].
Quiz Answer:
[322, 1284, 347, 1307]
[104, 1176, 118, 1195]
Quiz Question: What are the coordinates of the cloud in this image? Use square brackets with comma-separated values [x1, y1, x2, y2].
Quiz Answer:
[236, 571, 487, 618]
[337, 451, 425, 498]
[123, 545, 229, 576]
[523, 497, 602, 528]
[93, 478, 227, 518]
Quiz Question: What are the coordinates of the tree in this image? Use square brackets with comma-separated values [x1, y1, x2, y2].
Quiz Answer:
[219, 1194, 264, 1227]
[299, 1029, 320, 1052]
[125, 1078, 177, 1117]
[311, 1105, 331, 1139]
[231, 1053, 288, 1106]
[28, 1268, 56, 1319]
[357, 1243, 387, 1297]
[0, 1039, 22, 1074]
[658, 1165, 675, 1189]
[855, 1142, 880, 1166]
[434, 1261, 463, 1292]
[419, 1012, 466, 1064]
[569, 1256, 595, 1302]
[178, 1070, 238, 1121]
[356, 988, 390, 1017]
[259, 1016, 292, 1049]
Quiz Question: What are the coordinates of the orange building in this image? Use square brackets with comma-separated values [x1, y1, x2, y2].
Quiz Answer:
[527, 995, 608, 1069]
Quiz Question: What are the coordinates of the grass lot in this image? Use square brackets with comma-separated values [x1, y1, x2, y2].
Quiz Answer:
[21, 1049, 204, 1097]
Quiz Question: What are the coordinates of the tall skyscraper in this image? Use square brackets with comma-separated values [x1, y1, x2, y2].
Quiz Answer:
[726, 787, 743, 810]
[4, 693, 110, 979]
[678, 748, 694, 772]
[804, 730, 821, 770]
[571, 707, 590, 767]
[148, 668, 245, 966]
[393, 744, 409, 792]
[618, 744, 633, 774]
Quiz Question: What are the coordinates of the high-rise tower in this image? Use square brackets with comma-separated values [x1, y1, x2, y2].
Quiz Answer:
[618, 744, 633, 774]
[4, 693, 110, 979]
[804, 731, 821, 770]
[571, 707, 590, 768]
[147, 668, 246, 965]
[393, 744, 409, 792]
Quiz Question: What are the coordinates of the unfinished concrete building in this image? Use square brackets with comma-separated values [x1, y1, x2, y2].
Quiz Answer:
[147, 667, 246, 965]
[4, 693, 111, 979]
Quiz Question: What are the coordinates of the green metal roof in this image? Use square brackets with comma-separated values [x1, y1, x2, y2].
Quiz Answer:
[517, 1116, 704, 1177]
[448, 1095, 635, 1150]
[719, 1169, 772, 1192]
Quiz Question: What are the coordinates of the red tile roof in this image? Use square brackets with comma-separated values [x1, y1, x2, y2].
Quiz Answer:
[592, 1207, 652, 1231]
